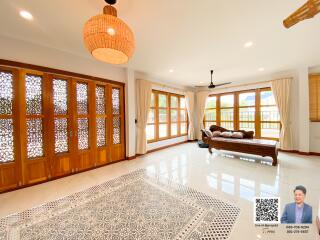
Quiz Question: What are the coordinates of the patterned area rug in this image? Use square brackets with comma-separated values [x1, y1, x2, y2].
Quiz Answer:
[0, 169, 240, 240]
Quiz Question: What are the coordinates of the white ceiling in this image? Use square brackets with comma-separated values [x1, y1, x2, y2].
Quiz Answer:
[0, 0, 320, 87]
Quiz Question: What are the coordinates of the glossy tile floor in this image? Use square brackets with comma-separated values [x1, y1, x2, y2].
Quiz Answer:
[0, 143, 319, 240]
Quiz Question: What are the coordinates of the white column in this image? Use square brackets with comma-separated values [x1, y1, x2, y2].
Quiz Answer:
[125, 68, 136, 158]
[298, 66, 310, 153]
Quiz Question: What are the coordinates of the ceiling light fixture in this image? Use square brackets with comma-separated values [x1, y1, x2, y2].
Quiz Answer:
[169, 69, 174, 73]
[83, 0, 135, 65]
[244, 41, 253, 48]
[258, 67, 265, 71]
[19, 10, 33, 20]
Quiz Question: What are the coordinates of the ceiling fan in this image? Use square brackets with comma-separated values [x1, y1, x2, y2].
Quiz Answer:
[283, 0, 320, 28]
[196, 70, 231, 89]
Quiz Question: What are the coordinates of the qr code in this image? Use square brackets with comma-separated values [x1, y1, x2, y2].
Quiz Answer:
[254, 197, 280, 223]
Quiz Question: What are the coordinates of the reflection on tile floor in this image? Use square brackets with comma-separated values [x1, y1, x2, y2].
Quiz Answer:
[0, 143, 319, 240]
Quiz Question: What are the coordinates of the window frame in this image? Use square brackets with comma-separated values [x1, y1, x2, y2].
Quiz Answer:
[203, 87, 280, 140]
[147, 90, 188, 143]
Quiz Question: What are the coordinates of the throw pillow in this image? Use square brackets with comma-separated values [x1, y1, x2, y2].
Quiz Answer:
[203, 129, 213, 138]
[231, 132, 244, 139]
[212, 131, 221, 137]
[220, 131, 233, 138]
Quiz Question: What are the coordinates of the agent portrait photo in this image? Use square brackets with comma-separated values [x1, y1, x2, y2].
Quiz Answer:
[281, 185, 312, 224]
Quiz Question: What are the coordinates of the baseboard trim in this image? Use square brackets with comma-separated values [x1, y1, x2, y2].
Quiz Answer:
[278, 149, 320, 156]
[127, 140, 193, 160]
[147, 140, 189, 154]
[126, 155, 137, 160]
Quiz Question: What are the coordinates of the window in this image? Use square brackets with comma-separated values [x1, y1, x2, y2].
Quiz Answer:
[204, 88, 280, 140]
[147, 93, 156, 141]
[239, 91, 256, 133]
[204, 96, 217, 129]
[147, 91, 188, 142]
[220, 94, 234, 130]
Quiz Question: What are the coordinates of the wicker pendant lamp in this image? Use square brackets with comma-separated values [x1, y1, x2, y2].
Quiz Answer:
[83, 0, 135, 65]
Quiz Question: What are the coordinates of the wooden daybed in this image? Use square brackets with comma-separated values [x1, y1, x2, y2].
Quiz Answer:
[201, 125, 278, 166]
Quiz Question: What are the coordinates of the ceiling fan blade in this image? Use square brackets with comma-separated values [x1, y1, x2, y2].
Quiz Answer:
[214, 82, 232, 87]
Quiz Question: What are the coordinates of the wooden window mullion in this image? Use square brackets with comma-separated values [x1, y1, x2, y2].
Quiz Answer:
[234, 93, 239, 130]
[255, 89, 261, 138]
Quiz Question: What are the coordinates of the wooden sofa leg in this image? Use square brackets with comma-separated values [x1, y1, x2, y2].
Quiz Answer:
[272, 156, 277, 166]
[208, 147, 212, 154]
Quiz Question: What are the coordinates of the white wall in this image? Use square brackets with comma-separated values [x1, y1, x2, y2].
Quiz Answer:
[0, 35, 126, 82]
[135, 72, 191, 152]
[125, 69, 136, 157]
[310, 123, 320, 153]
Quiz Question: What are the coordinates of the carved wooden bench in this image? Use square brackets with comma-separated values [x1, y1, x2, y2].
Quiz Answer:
[201, 129, 278, 166]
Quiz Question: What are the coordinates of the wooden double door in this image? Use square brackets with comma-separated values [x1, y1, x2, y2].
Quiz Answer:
[0, 66, 125, 192]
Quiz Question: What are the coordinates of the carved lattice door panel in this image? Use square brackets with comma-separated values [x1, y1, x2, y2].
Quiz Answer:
[46, 75, 75, 177]
[22, 70, 51, 184]
[0, 67, 20, 191]
[95, 83, 110, 166]
[110, 86, 125, 161]
[74, 79, 95, 171]
[0, 63, 125, 192]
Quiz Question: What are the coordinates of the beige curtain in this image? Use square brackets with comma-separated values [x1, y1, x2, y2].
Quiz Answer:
[196, 91, 210, 140]
[271, 78, 293, 150]
[185, 91, 195, 140]
[136, 79, 152, 154]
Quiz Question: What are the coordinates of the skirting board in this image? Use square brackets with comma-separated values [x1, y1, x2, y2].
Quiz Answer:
[127, 140, 197, 160]
[278, 149, 320, 156]
[127, 142, 320, 160]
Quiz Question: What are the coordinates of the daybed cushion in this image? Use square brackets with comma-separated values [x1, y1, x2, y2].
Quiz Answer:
[209, 125, 254, 139]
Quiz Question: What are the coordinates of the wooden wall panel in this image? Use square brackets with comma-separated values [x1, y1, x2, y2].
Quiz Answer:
[96, 148, 109, 165]
[0, 164, 17, 191]
[51, 155, 72, 177]
[26, 159, 48, 184]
